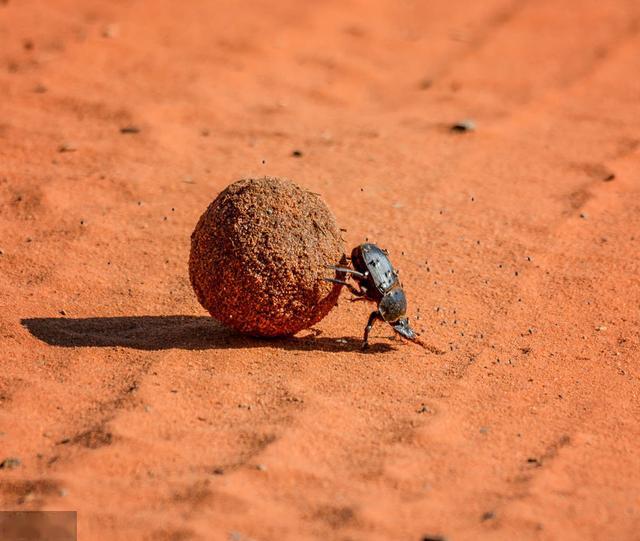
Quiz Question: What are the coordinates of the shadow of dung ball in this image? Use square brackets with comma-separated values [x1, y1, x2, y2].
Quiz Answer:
[189, 177, 345, 337]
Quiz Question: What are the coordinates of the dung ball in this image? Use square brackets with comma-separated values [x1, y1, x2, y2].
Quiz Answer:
[189, 177, 344, 336]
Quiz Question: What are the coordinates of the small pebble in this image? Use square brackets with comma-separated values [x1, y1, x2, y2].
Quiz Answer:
[291, 149, 303, 157]
[58, 142, 77, 153]
[120, 125, 140, 134]
[102, 24, 120, 38]
[418, 78, 432, 90]
[0, 457, 21, 469]
[451, 119, 476, 132]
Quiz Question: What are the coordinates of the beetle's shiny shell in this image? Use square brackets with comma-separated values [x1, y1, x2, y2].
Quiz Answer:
[352, 243, 398, 294]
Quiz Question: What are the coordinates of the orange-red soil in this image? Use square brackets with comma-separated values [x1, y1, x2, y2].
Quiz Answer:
[1, 1, 640, 540]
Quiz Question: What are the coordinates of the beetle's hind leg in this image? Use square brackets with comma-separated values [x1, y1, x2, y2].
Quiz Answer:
[322, 278, 366, 297]
[323, 263, 367, 297]
[362, 310, 382, 349]
[326, 265, 367, 279]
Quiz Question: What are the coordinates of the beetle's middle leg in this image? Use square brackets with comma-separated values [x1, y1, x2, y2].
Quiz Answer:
[362, 310, 382, 349]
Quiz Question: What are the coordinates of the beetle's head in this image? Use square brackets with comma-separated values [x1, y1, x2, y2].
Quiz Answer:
[392, 317, 417, 341]
[380, 288, 418, 342]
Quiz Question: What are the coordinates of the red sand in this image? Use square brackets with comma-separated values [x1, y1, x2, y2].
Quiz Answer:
[2, 1, 640, 540]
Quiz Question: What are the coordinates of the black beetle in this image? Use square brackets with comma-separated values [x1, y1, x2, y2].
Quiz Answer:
[324, 242, 421, 349]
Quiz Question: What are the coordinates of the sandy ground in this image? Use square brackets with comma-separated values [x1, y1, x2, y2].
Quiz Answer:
[1, 1, 640, 540]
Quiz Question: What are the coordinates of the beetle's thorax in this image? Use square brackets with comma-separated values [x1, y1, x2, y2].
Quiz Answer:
[379, 286, 407, 322]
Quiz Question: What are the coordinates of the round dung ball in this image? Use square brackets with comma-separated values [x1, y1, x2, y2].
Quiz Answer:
[189, 177, 344, 336]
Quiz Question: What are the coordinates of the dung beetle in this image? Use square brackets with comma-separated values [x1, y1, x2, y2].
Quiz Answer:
[324, 242, 421, 349]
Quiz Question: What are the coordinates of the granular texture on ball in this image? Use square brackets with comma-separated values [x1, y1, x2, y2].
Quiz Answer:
[189, 177, 344, 337]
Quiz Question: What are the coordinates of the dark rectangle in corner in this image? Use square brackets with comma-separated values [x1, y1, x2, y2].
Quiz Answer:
[0, 511, 77, 541]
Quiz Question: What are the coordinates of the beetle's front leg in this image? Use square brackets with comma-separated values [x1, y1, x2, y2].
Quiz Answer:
[362, 310, 382, 349]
